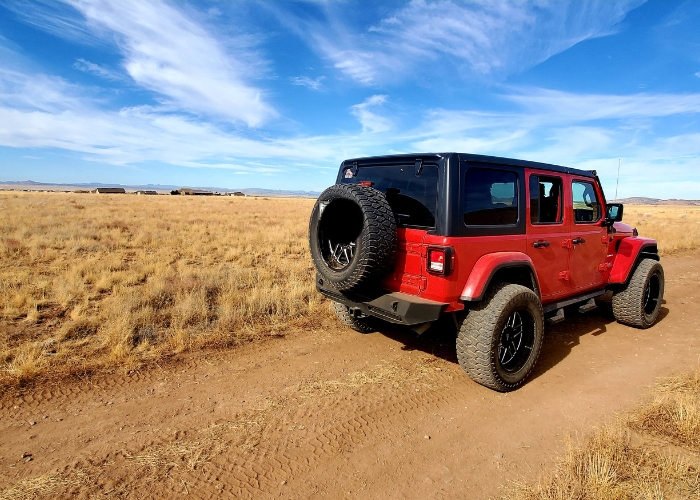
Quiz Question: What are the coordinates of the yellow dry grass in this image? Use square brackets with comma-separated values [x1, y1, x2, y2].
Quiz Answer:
[629, 370, 700, 451]
[0, 191, 327, 387]
[624, 205, 700, 254]
[503, 370, 700, 500]
[1, 193, 699, 388]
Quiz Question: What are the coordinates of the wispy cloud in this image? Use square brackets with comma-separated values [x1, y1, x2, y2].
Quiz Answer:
[291, 75, 325, 90]
[504, 88, 700, 122]
[0, 66, 380, 172]
[284, 0, 645, 85]
[0, 68, 90, 112]
[62, 0, 277, 127]
[2, 0, 100, 45]
[4, 61, 697, 194]
[350, 95, 392, 133]
[73, 58, 124, 81]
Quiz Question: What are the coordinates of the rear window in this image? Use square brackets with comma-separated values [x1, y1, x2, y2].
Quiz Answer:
[340, 164, 438, 228]
[464, 168, 519, 226]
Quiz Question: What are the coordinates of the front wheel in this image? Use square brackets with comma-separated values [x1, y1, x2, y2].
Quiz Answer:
[456, 283, 544, 392]
[612, 258, 664, 328]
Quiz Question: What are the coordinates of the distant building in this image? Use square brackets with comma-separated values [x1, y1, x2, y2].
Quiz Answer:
[179, 188, 214, 196]
[92, 187, 126, 194]
[231, 191, 245, 197]
[135, 190, 158, 195]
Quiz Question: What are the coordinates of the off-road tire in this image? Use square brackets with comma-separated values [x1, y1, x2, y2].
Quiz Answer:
[332, 302, 379, 334]
[612, 258, 664, 328]
[456, 283, 544, 392]
[309, 184, 396, 291]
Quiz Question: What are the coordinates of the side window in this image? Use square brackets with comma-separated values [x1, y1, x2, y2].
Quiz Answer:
[464, 169, 518, 226]
[572, 180, 601, 223]
[529, 175, 563, 224]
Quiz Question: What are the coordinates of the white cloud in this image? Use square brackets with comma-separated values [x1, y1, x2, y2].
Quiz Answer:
[350, 95, 392, 133]
[66, 0, 277, 127]
[0, 67, 387, 172]
[1, 1, 100, 46]
[291, 75, 325, 90]
[73, 58, 124, 81]
[504, 88, 700, 122]
[695, 71, 700, 78]
[0, 68, 88, 113]
[289, 0, 645, 85]
[396, 88, 700, 199]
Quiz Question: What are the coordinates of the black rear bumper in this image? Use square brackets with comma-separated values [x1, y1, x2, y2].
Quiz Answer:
[316, 274, 448, 325]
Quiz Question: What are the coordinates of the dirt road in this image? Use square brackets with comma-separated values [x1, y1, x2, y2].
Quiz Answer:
[1, 252, 699, 499]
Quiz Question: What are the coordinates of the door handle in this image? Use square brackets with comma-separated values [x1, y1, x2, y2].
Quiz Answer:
[573, 237, 586, 245]
[533, 240, 550, 248]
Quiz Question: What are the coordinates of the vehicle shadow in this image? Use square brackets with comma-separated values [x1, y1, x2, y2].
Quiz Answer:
[377, 315, 460, 364]
[529, 301, 670, 382]
[375, 299, 670, 383]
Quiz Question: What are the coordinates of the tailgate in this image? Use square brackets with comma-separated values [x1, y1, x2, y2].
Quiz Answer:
[381, 228, 428, 295]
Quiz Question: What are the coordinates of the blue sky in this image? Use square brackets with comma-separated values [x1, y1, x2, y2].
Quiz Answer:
[0, 0, 699, 197]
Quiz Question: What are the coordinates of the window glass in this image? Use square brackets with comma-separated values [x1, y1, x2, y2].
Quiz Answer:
[341, 164, 438, 228]
[572, 181, 600, 223]
[464, 169, 518, 226]
[530, 175, 563, 224]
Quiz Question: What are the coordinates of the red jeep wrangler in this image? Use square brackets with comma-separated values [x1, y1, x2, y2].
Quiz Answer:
[309, 153, 664, 391]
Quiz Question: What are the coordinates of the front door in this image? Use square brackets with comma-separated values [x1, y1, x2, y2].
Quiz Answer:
[525, 170, 570, 300]
[568, 177, 608, 290]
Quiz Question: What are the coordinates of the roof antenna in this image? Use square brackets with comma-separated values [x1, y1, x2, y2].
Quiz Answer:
[614, 158, 621, 201]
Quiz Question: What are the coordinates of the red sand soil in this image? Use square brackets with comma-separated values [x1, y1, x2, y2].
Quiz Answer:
[1, 252, 699, 499]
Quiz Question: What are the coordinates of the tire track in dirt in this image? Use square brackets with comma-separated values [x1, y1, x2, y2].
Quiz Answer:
[132, 359, 455, 498]
[1, 352, 457, 499]
[210, 382, 458, 498]
[0, 368, 165, 413]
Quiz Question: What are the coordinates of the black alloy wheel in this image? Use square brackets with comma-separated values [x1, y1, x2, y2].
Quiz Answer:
[497, 309, 536, 375]
[643, 273, 661, 316]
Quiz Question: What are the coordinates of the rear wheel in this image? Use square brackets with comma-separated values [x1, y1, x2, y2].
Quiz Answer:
[612, 258, 664, 328]
[456, 283, 544, 392]
[332, 301, 379, 334]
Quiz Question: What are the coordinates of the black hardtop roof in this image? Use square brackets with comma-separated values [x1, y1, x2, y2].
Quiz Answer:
[343, 152, 596, 178]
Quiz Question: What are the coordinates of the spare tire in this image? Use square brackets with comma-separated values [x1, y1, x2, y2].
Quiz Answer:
[309, 184, 396, 291]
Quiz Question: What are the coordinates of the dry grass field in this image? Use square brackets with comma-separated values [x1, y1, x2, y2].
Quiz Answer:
[624, 205, 700, 254]
[1, 193, 699, 389]
[0, 192, 325, 388]
[504, 369, 700, 499]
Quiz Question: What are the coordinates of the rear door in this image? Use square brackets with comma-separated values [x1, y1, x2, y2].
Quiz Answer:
[525, 170, 570, 300]
[568, 177, 608, 290]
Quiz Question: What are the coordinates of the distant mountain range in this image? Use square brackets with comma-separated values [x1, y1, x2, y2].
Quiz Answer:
[2, 181, 698, 204]
[0, 180, 321, 198]
[614, 197, 700, 206]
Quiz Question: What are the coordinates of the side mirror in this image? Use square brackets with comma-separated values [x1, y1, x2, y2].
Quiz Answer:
[606, 203, 624, 223]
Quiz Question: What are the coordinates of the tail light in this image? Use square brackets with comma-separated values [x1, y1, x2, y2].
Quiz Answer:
[427, 246, 454, 276]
